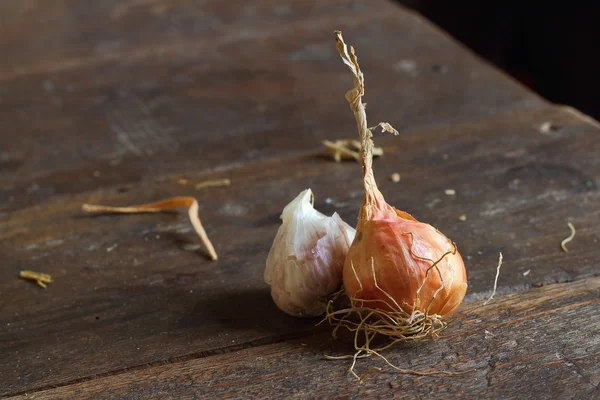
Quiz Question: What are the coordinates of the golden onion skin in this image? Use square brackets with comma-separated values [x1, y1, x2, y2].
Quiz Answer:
[343, 208, 467, 318]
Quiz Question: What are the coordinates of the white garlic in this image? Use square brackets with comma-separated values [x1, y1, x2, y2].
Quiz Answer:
[265, 189, 356, 317]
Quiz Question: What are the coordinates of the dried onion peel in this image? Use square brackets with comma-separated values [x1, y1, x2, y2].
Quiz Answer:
[332, 31, 467, 332]
[20, 270, 53, 288]
[82, 197, 217, 261]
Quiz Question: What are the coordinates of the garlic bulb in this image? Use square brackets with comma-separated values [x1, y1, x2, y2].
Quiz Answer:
[265, 189, 356, 317]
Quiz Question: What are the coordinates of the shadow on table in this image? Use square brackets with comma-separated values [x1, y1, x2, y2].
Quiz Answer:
[178, 286, 326, 337]
[177, 286, 416, 358]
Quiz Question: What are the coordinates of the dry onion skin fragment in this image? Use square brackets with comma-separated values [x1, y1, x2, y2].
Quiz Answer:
[20, 270, 52, 288]
[330, 32, 468, 342]
[195, 178, 231, 190]
[265, 189, 356, 317]
[82, 197, 218, 261]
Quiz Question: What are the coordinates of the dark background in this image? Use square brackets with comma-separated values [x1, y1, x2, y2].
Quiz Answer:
[399, 1, 600, 119]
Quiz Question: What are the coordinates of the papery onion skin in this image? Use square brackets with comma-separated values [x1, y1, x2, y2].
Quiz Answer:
[265, 189, 356, 317]
[344, 206, 467, 318]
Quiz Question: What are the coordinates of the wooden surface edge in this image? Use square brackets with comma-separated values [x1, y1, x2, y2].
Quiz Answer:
[5, 276, 599, 399]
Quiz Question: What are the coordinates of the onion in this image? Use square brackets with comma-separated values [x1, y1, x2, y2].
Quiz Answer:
[330, 31, 467, 340]
[344, 209, 467, 317]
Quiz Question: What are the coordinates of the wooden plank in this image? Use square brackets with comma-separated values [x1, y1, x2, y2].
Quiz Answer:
[0, 0, 541, 200]
[0, 0, 376, 76]
[1, 102, 599, 397]
[8, 277, 599, 399]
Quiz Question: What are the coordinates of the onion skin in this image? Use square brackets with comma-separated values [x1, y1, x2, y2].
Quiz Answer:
[343, 206, 467, 318]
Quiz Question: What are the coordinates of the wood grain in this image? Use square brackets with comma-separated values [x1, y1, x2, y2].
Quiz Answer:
[7, 277, 599, 400]
[0, 0, 599, 398]
[1, 102, 598, 397]
[0, 0, 540, 199]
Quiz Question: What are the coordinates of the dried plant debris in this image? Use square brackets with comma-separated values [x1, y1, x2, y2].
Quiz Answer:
[323, 123, 396, 163]
[82, 197, 218, 260]
[195, 178, 231, 190]
[561, 222, 576, 252]
[20, 270, 52, 288]
[539, 121, 558, 134]
[323, 139, 383, 162]
[483, 253, 503, 306]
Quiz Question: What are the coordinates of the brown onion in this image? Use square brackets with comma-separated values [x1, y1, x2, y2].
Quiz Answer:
[334, 31, 467, 319]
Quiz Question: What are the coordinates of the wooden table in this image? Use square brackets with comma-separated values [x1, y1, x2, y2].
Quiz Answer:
[1, 1, 599, 398]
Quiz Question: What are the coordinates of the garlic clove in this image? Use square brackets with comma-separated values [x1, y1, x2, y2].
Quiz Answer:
[265, 189, 356, 317]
